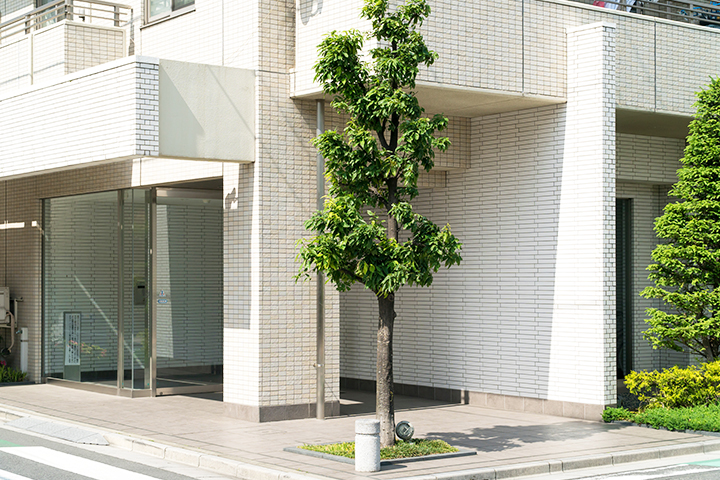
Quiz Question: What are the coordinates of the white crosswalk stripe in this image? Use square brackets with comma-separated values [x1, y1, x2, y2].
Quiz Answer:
[0, 447, 161, 480]
[0, 469, 33, 480]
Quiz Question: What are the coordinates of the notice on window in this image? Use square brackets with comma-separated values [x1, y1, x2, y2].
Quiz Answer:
[64, 312, 81, 366]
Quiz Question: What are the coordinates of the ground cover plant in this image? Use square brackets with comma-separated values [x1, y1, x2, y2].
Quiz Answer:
[300, 439, 457, 460]
[602, 404, 720, 432]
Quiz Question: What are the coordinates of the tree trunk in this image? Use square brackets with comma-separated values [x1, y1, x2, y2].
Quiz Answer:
[704, 337, 715, 362]
[377, 292, 395, 448]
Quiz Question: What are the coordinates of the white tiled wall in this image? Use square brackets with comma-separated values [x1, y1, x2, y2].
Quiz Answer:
[617, 134, 684, 184]
[0, 57, 158, 178]
[341, 23, 619, 407]
[139, 0, 258, 70]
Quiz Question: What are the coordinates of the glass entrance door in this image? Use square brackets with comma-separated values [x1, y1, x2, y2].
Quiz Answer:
[616, 198, 633, 378]
[153, 189, 223, 394]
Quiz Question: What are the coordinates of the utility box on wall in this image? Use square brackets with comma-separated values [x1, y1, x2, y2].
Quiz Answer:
[0, 287, 10, 321]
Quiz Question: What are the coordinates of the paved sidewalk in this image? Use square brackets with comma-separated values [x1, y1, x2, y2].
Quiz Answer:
[0, 384, 718, 480]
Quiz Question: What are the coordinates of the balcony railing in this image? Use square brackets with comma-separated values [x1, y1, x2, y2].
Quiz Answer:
[0, 0, 133, 45]
[574, 0, 720, 27]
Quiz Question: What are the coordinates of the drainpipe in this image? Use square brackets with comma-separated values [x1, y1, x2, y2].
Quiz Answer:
[316, 100, 326, 420]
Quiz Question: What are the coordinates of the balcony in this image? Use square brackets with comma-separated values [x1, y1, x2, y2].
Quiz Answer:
[572, 0, 720, 27]
[0, 0, 132, 96]
[0, 56, 256, 178]
[294, 0, 720, 130]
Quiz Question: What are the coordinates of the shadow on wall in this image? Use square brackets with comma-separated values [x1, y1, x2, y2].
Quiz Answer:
[299, 0, 322, 25]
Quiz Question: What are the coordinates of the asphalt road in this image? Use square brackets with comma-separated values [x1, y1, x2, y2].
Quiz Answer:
[0, 426, 232, 480]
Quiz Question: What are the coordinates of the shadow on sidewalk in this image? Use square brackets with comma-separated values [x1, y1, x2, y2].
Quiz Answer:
[339, 389, 457, 416]
[424, 421, 631, 452]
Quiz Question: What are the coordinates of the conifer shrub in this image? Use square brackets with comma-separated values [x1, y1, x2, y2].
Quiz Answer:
[641, 77, 720, 361]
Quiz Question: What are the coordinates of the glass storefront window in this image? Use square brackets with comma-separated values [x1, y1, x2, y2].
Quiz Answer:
[43, 191, 120, 384]
[43, 188, 222, 395]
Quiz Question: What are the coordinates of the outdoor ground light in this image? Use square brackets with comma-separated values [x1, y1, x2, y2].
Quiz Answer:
[396, 420, 414, 441]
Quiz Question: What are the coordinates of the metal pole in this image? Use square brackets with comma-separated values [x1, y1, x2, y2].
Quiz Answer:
[117, 190, 124, 392]
[316, 100, 326, 420]
[150, 188, 157, 397]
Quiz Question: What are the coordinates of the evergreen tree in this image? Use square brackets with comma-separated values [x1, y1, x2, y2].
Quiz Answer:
[642, 77, 720, 362]
[297, 0, 462, 447]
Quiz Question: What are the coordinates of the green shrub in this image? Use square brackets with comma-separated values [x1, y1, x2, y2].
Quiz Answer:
[0, 365, 27, 383]
[602, 407, 634, 422]
[624, 361, 720, 409]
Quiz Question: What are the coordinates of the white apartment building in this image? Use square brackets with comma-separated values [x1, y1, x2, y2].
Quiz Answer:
[0, 0, 716, 422]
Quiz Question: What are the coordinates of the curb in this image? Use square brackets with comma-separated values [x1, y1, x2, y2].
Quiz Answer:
[104, 432, 338, 480]
[397, 438, 720, 480]
[1, 404, 720, 480]
[105, 433, 334, 480]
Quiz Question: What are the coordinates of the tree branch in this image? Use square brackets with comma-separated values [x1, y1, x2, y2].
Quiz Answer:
[339, 268, 363, 283]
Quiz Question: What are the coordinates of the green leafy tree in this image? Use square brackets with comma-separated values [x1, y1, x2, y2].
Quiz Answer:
[297, 0, 462, 447]
[642, 77, 720, 362]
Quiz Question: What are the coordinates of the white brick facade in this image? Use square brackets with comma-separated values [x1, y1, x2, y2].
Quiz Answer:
[0, 0, 717, 421]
